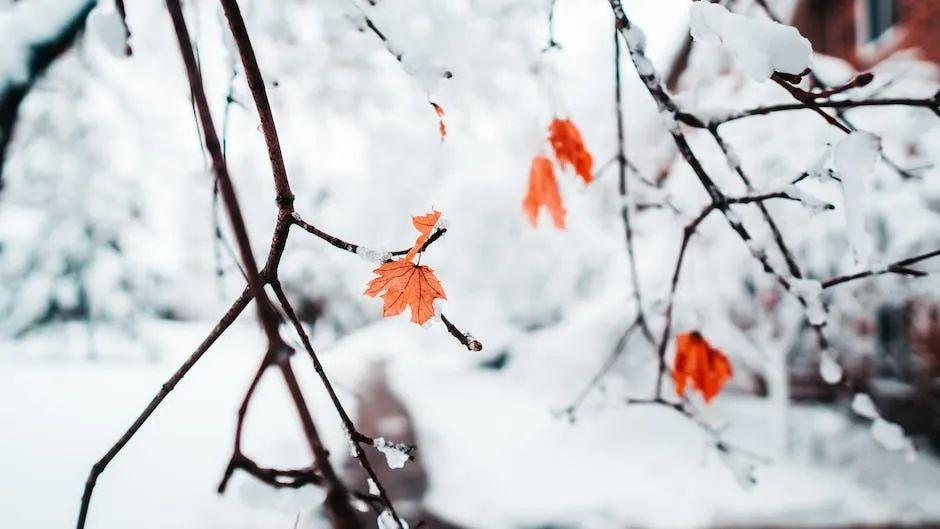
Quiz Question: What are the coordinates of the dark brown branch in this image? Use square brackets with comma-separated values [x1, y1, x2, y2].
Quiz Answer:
[78, 1, 479, 527]
[687, 97, 940, 128]
[770, 70, 852, 133]
[291, 213, 359, 253]
[609, 0, 836, 393]
[543, 0, 562, 51]
[390, 228, 447, 258]
[170, 0, 280, 340]
[218, 0, 293, 203]
[114, 0, 133, 56]
[709, 127, 803, 278]
[228, 455, 324, 489]
[291, 213, 448, 259]
[822, 248, 940, 289]
[357, 9, 452, 79]
[270, 280, 408, 528]
[441, 313, 483, 351]
[165, 3, 359, 528]
[77, 287, 252, 529]
[217, 349, 271, 494]
[708, 130, 832, 351]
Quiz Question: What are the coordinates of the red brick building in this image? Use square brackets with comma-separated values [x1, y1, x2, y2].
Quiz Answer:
[791, 0, 940, 68]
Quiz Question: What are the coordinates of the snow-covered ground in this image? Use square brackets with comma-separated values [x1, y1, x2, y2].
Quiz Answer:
[3, 319, 939, 529]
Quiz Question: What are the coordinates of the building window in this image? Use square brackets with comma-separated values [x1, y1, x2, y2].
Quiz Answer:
[862, 0, 899, 43]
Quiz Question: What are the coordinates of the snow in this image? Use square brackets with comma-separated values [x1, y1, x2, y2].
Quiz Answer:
[790, 278, 826, 326]
[783, 184, 831, 214]
[86, 3, 127, 59]
[377, 509, 408, 529]
[634, 53, 655, 77]
[724, 142, 742, 173]
[373, 436, 411, 469]
[0, 0, 93, 92]
[871, 418, 908, 452]
[848, 393, 915, 456]
[819, 352, 843, 384]
[689, 2, 812, 81]
[851, 393, 879, 420]
[355, 245, 392, 264]
[833, 131, 881, 266]
[4, 318, 940, 529]
[623, 26, 647, 51]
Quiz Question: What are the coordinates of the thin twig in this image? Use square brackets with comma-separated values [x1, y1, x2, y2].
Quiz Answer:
[613, 25, 653, 344]
[822, 248, 940, 289]
[77, 288, 252, 529]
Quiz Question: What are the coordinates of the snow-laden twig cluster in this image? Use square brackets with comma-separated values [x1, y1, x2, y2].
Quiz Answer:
[580, 0, 940, 479]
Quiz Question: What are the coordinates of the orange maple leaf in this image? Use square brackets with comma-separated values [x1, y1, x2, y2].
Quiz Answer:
[405, 209, 442, 263]
[431, 102, 446, 141]
[548, 117, 593, 184]
[672, 331, 733, 403]
[364, 259, 447, 325]
[522, 155, 565, 229]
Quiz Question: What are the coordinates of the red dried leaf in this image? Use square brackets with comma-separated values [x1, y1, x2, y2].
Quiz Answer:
[405, 209, 441, 263]
[673, 331, 733, 403]
[364, 259, 446, 325]
[522, 155, 565, 229]
[548, 117, 593, 184]
[431, 102, 446, 141]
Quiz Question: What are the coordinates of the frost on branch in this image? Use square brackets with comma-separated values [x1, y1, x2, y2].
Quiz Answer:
[833, 131, 881, 266]
[689, 2, 812, 80]
[374, 436, 412, 469]
[718, 446, 758, 490]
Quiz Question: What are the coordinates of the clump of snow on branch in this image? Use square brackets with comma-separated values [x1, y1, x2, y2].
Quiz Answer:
[400, 51, 451, 93]
[819, 352, 842, 384]
[374, 437, 411, 469]
[689, 2, 812, 80]
[356, 246, 392, 263]
[377, 510, 408, 529]
[851, 393, 879, 419]
[783, 184, 831, 214]
[833, 131, 881, 266]
[851, 393, 916, 458]
[421, 298, 445, 329]
[86, 2, 127, 58]
[790, 278, 826, 325]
